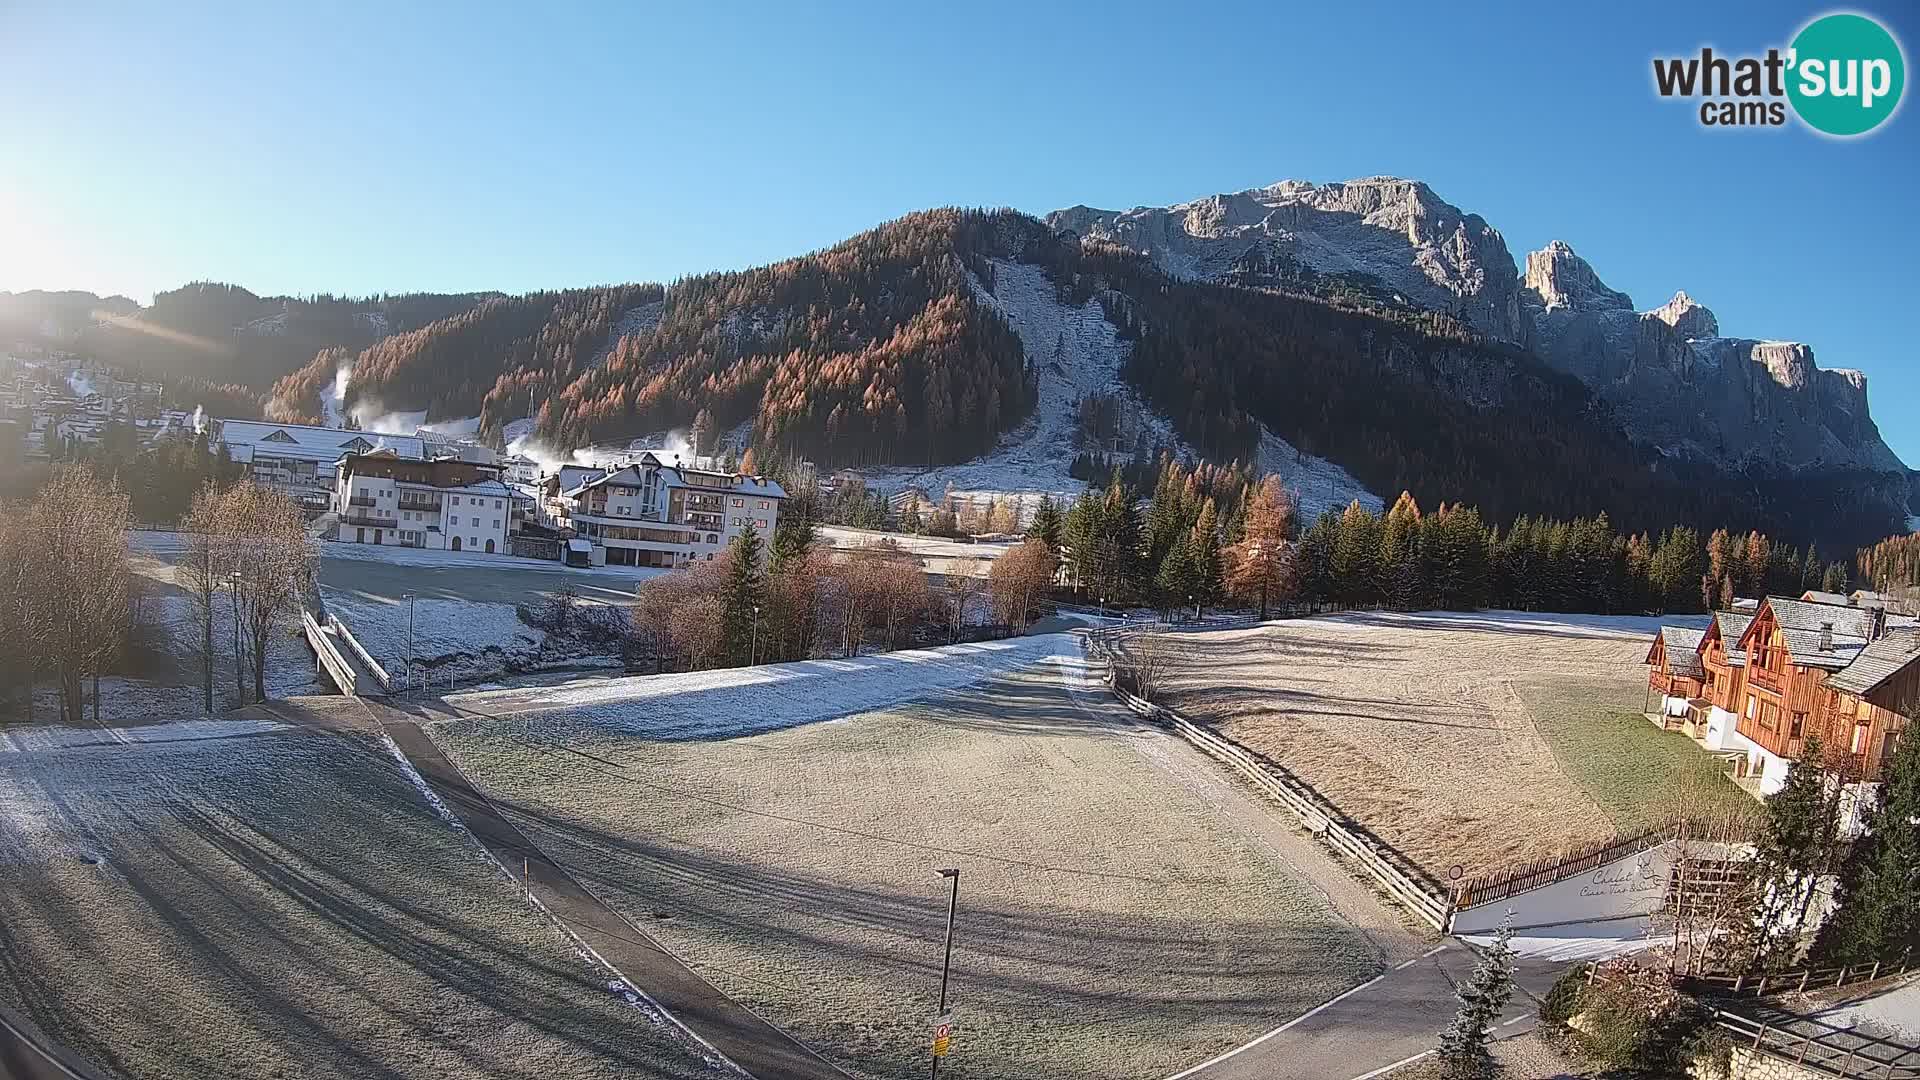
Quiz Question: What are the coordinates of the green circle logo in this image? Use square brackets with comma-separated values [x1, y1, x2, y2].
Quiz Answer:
[1788, 13, 1905, 136]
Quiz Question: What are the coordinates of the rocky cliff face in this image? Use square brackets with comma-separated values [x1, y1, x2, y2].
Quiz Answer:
[1050, 177, 1525, 341]
[1515, 239, 1903, 476]
[1048, 178, 1907, 493]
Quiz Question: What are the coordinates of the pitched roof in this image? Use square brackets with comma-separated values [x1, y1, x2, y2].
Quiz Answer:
[1801, 590, 1852, 606]
[1713, 611, 1755, 665]
[216, 419, 424, 462]
[1651, 626, 1706, 679]
[1826, 628, 1920, 697]
[1748, 595, 1919, 671]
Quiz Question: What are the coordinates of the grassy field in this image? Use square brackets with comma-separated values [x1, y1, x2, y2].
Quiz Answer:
[436, 663, 1379, 1080]
[1518, 678, 1756, 833]
[0, 722, 718, 1080]
[1153, 611, 1712, 882]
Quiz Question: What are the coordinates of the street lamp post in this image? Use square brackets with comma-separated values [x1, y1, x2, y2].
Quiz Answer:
[404, 592, 416, 689]
[751, 604, 761, 666]
[229, 570, 244, 698]
[1250, 542, 1268, 621]
[931, 868, 960, 1079]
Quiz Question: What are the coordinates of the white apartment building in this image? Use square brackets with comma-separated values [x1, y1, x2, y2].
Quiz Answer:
[547, 451, 786, 568]
[332, 449, 512, 555]
[216, 419, 426, 513]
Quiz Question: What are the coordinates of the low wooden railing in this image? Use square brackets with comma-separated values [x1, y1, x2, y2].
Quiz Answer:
[1695, 959, 1914, 998]
[1706, 1006, 1920, 1079]
[1453, 825, 1675, 911]
[1088, 628, 1452, 930]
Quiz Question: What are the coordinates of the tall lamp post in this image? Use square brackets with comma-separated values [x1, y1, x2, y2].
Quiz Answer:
[1250, 542, 1268, 621]
[229, 570, 244, 698]
[751, 603, 761, 666]
[404, 592, 416, 689]
[931, 868, 960, 1079]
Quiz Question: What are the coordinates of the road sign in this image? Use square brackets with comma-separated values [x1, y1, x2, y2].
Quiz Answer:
[931, 1012, 954, 1057]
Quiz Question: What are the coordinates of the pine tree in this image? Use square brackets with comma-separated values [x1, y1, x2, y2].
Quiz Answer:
[1436, 919, 1515, 1080]
[1028, 494, 1063, 552]
[1747, 737, 1843, 968]
[720, 525, 765, 665]
[1190, 499, 1223, 609]
[1813, 730, 1920, 967]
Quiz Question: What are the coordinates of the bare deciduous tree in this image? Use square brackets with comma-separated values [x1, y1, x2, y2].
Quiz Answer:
[945, 558, 989, 642]
[223, 483, 314, 703]
[989, 539, 1056, 630]
[23, 466, 134, 724]
[181, 481, 230, 714]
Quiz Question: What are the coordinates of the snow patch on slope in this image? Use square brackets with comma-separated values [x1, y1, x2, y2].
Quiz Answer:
[1257, 429, 1383, 520]
[440, 633, 1080, 741]
[586, 300, 667, 371]
[859, 258, 1177, 511]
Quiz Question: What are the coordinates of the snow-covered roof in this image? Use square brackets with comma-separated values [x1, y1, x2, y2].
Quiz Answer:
[216, 419, 424, 463]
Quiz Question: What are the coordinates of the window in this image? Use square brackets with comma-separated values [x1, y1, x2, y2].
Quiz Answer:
[495, 499, 502, 509]
[1853, 722, 1870, 755]
[1790, 712, 1805, 738]
[756, 519, 768, 530]
[732, 497, 744, 506]
[1745, 696, 1757, 720]
[491, 520, 499, 530]
[450, 515, 459, 527]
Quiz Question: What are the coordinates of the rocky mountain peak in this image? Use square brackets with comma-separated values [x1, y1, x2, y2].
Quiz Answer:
[1046, 176, 1524, 341]
[1648, 290, 1719, 340]
[1520, 241, 1633, 314]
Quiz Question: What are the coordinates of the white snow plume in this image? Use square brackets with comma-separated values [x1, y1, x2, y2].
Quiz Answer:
[319, 359, 352, 427]
[190, 405, 205, 435]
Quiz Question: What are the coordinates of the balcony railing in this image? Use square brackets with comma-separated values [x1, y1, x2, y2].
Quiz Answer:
[340, 512, 391, 526]
[1748, 666, 1785, 694]
[347, 496, 378, 508]
[398, 499, 442, 511]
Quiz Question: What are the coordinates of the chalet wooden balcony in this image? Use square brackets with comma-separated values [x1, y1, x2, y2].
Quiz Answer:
[1747, 666, 1785, 694]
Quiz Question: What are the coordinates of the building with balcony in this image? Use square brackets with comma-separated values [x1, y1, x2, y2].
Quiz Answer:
[1650, 595, 1920, 801]
[214, 419, 425, 513]
[330, 449, 512, 555]
[546, 451, 785, 568]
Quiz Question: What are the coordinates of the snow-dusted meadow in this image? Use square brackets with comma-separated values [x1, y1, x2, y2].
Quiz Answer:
[0, 725, 721, 1080]
[433, 640, 1377, 1080]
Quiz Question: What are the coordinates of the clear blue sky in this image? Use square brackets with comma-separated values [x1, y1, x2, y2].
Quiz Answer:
[2, 0, 1915, 462]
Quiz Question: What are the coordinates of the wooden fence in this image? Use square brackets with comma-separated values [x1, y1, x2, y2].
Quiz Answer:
[1452, 824, 1676, 911]
[1088, 630, 1453, 930]
[1694, 959, 1915, 999]
[1706, 1006, 1920, 1079]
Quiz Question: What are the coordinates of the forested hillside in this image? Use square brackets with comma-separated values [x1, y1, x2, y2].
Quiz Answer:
[124, 284, 490, 389]
[267, 210, 1038, 466]
[226, 208, 1898, 548]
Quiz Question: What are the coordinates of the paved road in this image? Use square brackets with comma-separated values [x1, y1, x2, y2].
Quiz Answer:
[265, 696, 851, 1080]
[0, 1004, 112, 1080]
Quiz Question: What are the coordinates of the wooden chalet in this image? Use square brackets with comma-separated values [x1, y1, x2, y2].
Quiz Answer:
[1732, 597, 1916, 786]
[1645, 625, 1707, 717]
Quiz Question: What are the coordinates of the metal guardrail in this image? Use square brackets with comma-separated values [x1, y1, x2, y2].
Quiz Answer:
[1088, 627, 1453, 930]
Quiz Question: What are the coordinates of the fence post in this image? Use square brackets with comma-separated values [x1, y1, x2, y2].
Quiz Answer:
[1754, 1022, 1767, 1050]
[1733, 972, 1745, 993]
[1837, 965, 1849, 988]
[1869, 960, 1882, 983]
[1759, 975, 1770, 995]
[1800, 970, 1812, 992]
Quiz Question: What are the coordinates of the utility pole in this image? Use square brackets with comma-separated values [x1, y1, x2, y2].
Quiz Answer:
[751, 603, 761, 666]
[931, 867, 959, 1079]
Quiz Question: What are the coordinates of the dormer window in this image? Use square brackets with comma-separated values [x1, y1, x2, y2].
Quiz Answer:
[262, 429, 296, 443]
